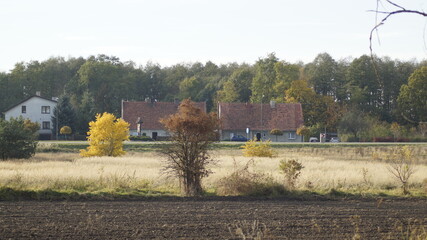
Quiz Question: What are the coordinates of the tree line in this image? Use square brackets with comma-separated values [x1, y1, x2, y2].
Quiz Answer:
[0, 53, 426, 140]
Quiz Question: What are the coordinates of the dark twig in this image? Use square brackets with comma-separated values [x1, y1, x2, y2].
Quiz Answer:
[369, 1, 427, 58]
[369, 0, 427, 106]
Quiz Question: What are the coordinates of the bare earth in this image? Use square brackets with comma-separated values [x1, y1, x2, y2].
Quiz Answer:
[1, 198, 426, 239]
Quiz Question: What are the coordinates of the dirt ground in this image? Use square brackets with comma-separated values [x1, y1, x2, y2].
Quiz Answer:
[0, 198, 426, 239]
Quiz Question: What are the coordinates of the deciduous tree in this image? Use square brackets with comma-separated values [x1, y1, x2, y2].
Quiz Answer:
[80, 112, 130, 157]
[251, 53, 278, 103]
[337, 110, 370, 141]
[397, 66, 427, 123]
[160, 99, 220, 196]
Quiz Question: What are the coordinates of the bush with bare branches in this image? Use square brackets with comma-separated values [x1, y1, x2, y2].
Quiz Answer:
[386, 146, 416, 195]
[160, 99, 220, 196]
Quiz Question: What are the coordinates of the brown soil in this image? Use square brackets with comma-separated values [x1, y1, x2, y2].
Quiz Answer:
[0, 198, 426, 239]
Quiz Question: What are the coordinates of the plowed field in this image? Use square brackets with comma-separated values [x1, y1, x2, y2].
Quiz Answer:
[1, 198, 426, 239]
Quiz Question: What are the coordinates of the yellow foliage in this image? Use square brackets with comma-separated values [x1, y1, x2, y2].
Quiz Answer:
[241, 139, 276, 158]
[80, 112, 130, 157]
[60, 126, 72, 135]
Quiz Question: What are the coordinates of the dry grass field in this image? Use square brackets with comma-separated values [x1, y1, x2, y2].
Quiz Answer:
[1, 145, 426, 197]
[1, 145, 427, 239]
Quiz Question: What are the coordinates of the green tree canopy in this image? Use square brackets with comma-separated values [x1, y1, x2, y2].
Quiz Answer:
[398, 66, 427, 123]
[0, 118, 39, 160]
[52, 95, 76, 137]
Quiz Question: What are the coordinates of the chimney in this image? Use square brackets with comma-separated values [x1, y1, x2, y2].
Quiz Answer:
[270, 100, 276, 108]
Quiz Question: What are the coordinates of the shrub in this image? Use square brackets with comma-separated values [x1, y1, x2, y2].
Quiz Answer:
[80, 112, 130, 157]
[129, 135, 154, 141]
[279, 159, 304, 190]
[216, 159, 285, 196]
[60, 126, 72, 140]
[60, 126, 72, 135]
[270, 129, 283, 141]
[0, 118, 39, 160]
[296, 125, 310, 142]
[241, 140, 276, 157]
[160, 99, 220, 196]
[373, 137, 410, 142]
[385, 146, 416, 195]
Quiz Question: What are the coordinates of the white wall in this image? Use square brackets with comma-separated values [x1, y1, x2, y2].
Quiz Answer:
[5, 97, 57, 135]
[130, 129, 169, 139]
[221, 130, 302, 142]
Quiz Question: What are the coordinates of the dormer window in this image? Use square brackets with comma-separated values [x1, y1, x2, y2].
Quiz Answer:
[41, 106, 50, 114]
[22, 106, 26, 113]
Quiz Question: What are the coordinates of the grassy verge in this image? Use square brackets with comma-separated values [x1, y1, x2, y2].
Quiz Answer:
[37, 141, 427, 153]
[0, 187, 177, 201]
[0, 186, 425, 201]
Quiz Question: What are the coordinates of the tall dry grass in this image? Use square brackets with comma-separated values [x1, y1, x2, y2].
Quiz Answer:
[0, 146, 426, 195]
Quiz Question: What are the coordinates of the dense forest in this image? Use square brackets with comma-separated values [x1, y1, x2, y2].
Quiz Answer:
[1, 53, 426, 141]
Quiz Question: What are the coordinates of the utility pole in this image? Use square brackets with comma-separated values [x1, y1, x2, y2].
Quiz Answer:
[260, 94, 264, 141]
[56, 107, 59, 140]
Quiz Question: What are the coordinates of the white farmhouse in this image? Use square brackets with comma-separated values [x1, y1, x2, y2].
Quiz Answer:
[4, 95, 58, 139]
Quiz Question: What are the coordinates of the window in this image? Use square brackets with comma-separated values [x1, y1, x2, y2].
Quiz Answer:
[21, 106, 26, 113]
[41, 106, 50, 114]
[42, 121, 50, 129]
[288, 132, 296, 140]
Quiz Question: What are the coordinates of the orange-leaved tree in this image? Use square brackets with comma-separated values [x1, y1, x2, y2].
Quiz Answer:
[160, 99, 220, 196]
[80, 112, 130, 157]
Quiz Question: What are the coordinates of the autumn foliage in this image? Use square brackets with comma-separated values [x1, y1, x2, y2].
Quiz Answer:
[80, 112, 130, 157]
[241, 139, 276, 158]
[160, 99, 220, 196]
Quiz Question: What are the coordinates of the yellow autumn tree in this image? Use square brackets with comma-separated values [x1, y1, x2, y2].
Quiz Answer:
[80, 112, 130, 157]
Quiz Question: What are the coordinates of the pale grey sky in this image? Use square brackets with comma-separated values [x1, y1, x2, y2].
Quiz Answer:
[0, 0, 426, 72]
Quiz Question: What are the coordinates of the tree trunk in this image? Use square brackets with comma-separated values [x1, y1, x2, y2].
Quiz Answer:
[182, 174, 203, 196]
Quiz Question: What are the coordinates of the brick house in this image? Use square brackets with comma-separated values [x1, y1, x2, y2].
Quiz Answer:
[121, 100, 206, 140]
[218, 101, 304, 142]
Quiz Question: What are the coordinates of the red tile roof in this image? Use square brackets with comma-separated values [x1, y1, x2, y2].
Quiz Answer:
[218, 102, 304, 131]
[122, 101, 207, 130]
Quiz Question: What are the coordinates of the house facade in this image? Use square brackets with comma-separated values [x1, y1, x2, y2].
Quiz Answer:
[218, 102, 304, 142]
[121, 100, 207, 140]
[4, 95, 58, 139]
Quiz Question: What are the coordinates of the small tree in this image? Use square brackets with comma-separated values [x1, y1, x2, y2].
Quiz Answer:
[60, 126, 72, 140]
[0, 117, 39, 160]
[337, 110, 369, 141]
[80, 112, 130, 157]
[296, 125, 310, 142]
[160, 99, 220, 196]
[390, 122, 402, 142]
[270, 129, 283, 142]
[279, 159, 304, 190]
[386, 146, 416, 195]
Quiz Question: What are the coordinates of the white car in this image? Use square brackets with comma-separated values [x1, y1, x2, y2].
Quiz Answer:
[330, 137, 340, 143]
[309, 137, 319, 142]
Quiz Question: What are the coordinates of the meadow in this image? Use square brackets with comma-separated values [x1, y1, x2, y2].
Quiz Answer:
[1, 143, 426, 199]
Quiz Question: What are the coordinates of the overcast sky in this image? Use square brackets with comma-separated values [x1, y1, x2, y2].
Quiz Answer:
[0, 0, 426, 72]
